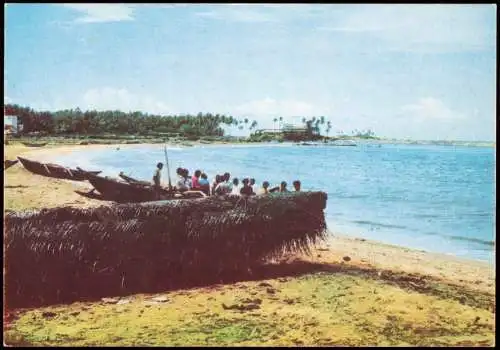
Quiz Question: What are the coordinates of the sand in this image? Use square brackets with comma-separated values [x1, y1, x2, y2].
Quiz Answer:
[3, 143, 495, 295]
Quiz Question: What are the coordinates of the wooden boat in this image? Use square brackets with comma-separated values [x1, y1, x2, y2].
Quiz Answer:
[22, 142, 48, 147]
[84, 173, 206, 203]
[17, 157, 101, 181]
[118, 172, 151, 186]
[4, 159, 19, 170]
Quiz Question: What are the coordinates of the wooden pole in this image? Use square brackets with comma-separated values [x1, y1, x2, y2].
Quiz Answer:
[164, 141, 172, 190]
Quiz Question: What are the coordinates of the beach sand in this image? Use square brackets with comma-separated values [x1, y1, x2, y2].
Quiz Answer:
[4, 143, 495, 294]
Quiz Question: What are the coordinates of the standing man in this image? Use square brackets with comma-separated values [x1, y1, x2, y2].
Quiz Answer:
[249, 178, 257, 194]
[153, 162, 164, 200]
[153, 162, 164, 188]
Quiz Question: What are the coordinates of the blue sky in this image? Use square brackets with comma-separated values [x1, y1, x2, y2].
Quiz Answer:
[4, 4, 497, 140]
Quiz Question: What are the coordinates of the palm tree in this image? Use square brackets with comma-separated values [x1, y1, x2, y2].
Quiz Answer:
[301, 117, 306, 125]
[273, 117, 278, 131]
[279, 116, 283, 131]
[326, 121, 332, 138]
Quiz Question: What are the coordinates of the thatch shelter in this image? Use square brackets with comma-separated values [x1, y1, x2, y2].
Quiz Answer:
[5, 192, 328, 308]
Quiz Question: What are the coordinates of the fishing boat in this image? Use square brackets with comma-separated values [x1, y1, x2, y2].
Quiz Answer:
[82, 172, 205, 203]
[22, 142, 48, 147]
[4, 159, 19, 170]
[17, 157, 101, 181]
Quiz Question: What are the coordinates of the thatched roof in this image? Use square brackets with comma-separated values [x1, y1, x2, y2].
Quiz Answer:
[5, 192, 328, 308]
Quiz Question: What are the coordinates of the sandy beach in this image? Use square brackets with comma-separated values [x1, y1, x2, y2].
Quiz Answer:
[4, 143, 496, 346]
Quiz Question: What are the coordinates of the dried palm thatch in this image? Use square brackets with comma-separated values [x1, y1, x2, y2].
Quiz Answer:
[5, 192, 327, 308]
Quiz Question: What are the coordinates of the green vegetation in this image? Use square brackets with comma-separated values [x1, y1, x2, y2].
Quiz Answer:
[5, 104, 248, 139]
[4, 271, 494, 346]
[4, 104, 378, 142]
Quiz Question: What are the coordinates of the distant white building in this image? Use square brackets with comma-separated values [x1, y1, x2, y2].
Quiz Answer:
[4, 115, 19, 134]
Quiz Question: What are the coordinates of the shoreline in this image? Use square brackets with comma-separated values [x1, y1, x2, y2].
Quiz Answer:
[6, 136, 495, 149]
[4, 143, 495, 295]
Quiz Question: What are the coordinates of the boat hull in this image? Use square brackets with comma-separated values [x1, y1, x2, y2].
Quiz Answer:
[17, 157, 101, 181]
[22, 142, 48, 147]
[85, 173, 206, 203]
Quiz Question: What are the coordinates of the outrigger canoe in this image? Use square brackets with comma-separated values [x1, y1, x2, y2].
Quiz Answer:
[81, 172, 206, 203]
[22, 142, 48, 147]
[17, 157, 101, 181]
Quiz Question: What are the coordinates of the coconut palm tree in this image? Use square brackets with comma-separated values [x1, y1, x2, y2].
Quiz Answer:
[279, 116, 283, 131]
[273, 117, 278, 131]
[326, 121, 332, 138]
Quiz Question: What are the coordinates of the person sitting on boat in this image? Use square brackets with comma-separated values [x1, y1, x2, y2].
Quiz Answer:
[183, 168, 192, 188]
[279, 181, 289, 193]
[191, 169, 202, 190]
[215, 173, 232, 195]
[257, 181, 270, 195]
[215, 173, 232, 196]
[211, 174, 221, 195]
[199, 172, 210, 196]
[293, 180, 301, 192]
[153, 162, 163, 188]
[231, 178, 240, 195]
[249, 178, 257, 193]
[176, 168, 190, 192]
[240, 178, 255, 196]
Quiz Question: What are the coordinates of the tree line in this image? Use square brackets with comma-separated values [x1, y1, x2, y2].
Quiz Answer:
[4, 104, 376, 139]
[4, 104, 257, 137]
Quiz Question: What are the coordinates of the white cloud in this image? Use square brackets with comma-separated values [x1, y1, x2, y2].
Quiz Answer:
[81, 87, 173, 115]
[5, 96, 12, 104]
[318, 5, 495, 52]
[193, 4, 323, 23]
[401, 97, 464, 121]
[62, 4, 134, 23]
[195, 8, 276, 23]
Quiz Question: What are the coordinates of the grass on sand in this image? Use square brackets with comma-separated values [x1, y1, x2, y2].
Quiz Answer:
[4, 267, 494, 347]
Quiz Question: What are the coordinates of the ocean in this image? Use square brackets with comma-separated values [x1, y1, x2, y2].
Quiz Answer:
[50, 142, 496, 263]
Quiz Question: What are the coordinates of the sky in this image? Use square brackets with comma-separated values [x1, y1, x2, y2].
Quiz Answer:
[4, 4, 497, 141]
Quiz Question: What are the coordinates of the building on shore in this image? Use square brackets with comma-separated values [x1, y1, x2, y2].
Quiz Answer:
[4, 114, 20, 134]
[254, 123, 321, 141]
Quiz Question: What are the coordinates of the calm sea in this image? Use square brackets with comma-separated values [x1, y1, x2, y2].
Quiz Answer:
[50, 142, 496, 263]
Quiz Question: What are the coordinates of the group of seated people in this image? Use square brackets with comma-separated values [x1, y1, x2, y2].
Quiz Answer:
[174, 167, 301, 196]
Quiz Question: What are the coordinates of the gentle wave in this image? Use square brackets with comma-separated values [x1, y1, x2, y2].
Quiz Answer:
[423, 232, 495, 247]
[351, 220, 407, 230]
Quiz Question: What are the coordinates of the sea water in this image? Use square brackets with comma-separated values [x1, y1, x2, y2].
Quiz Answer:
[51, 142, 495, 263]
